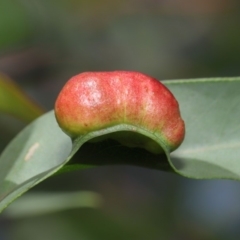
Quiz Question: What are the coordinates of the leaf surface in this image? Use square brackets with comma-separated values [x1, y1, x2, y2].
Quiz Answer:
[1, 77, 240, 213]
[165, 77, 240, 179]
[0, 111, 72, 212]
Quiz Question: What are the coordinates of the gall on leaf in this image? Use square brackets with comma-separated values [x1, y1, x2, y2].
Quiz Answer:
[55, 71, 185, 154]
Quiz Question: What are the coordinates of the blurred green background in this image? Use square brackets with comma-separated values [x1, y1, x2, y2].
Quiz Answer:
[1, 0, 240, 239]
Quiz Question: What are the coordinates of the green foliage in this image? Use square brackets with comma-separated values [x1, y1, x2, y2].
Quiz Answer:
[4, 191, 102, 218]
[165, 77, 240, 179]
[0, 111, 71, 212]
[0, 77, 240, 213]
[0, 74, 44, 122]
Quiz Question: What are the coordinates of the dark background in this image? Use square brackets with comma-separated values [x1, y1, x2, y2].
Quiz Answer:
[1, 0, 240, 239]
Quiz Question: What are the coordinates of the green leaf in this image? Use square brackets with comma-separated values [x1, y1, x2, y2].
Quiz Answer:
[0, 111, 73, 213]
[1, 77, 240, 213]
[164, 77, 240, 179]
[0, 111, 170, 213]
[4, 191, 102, 218]
[0, 73, 44, 122]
